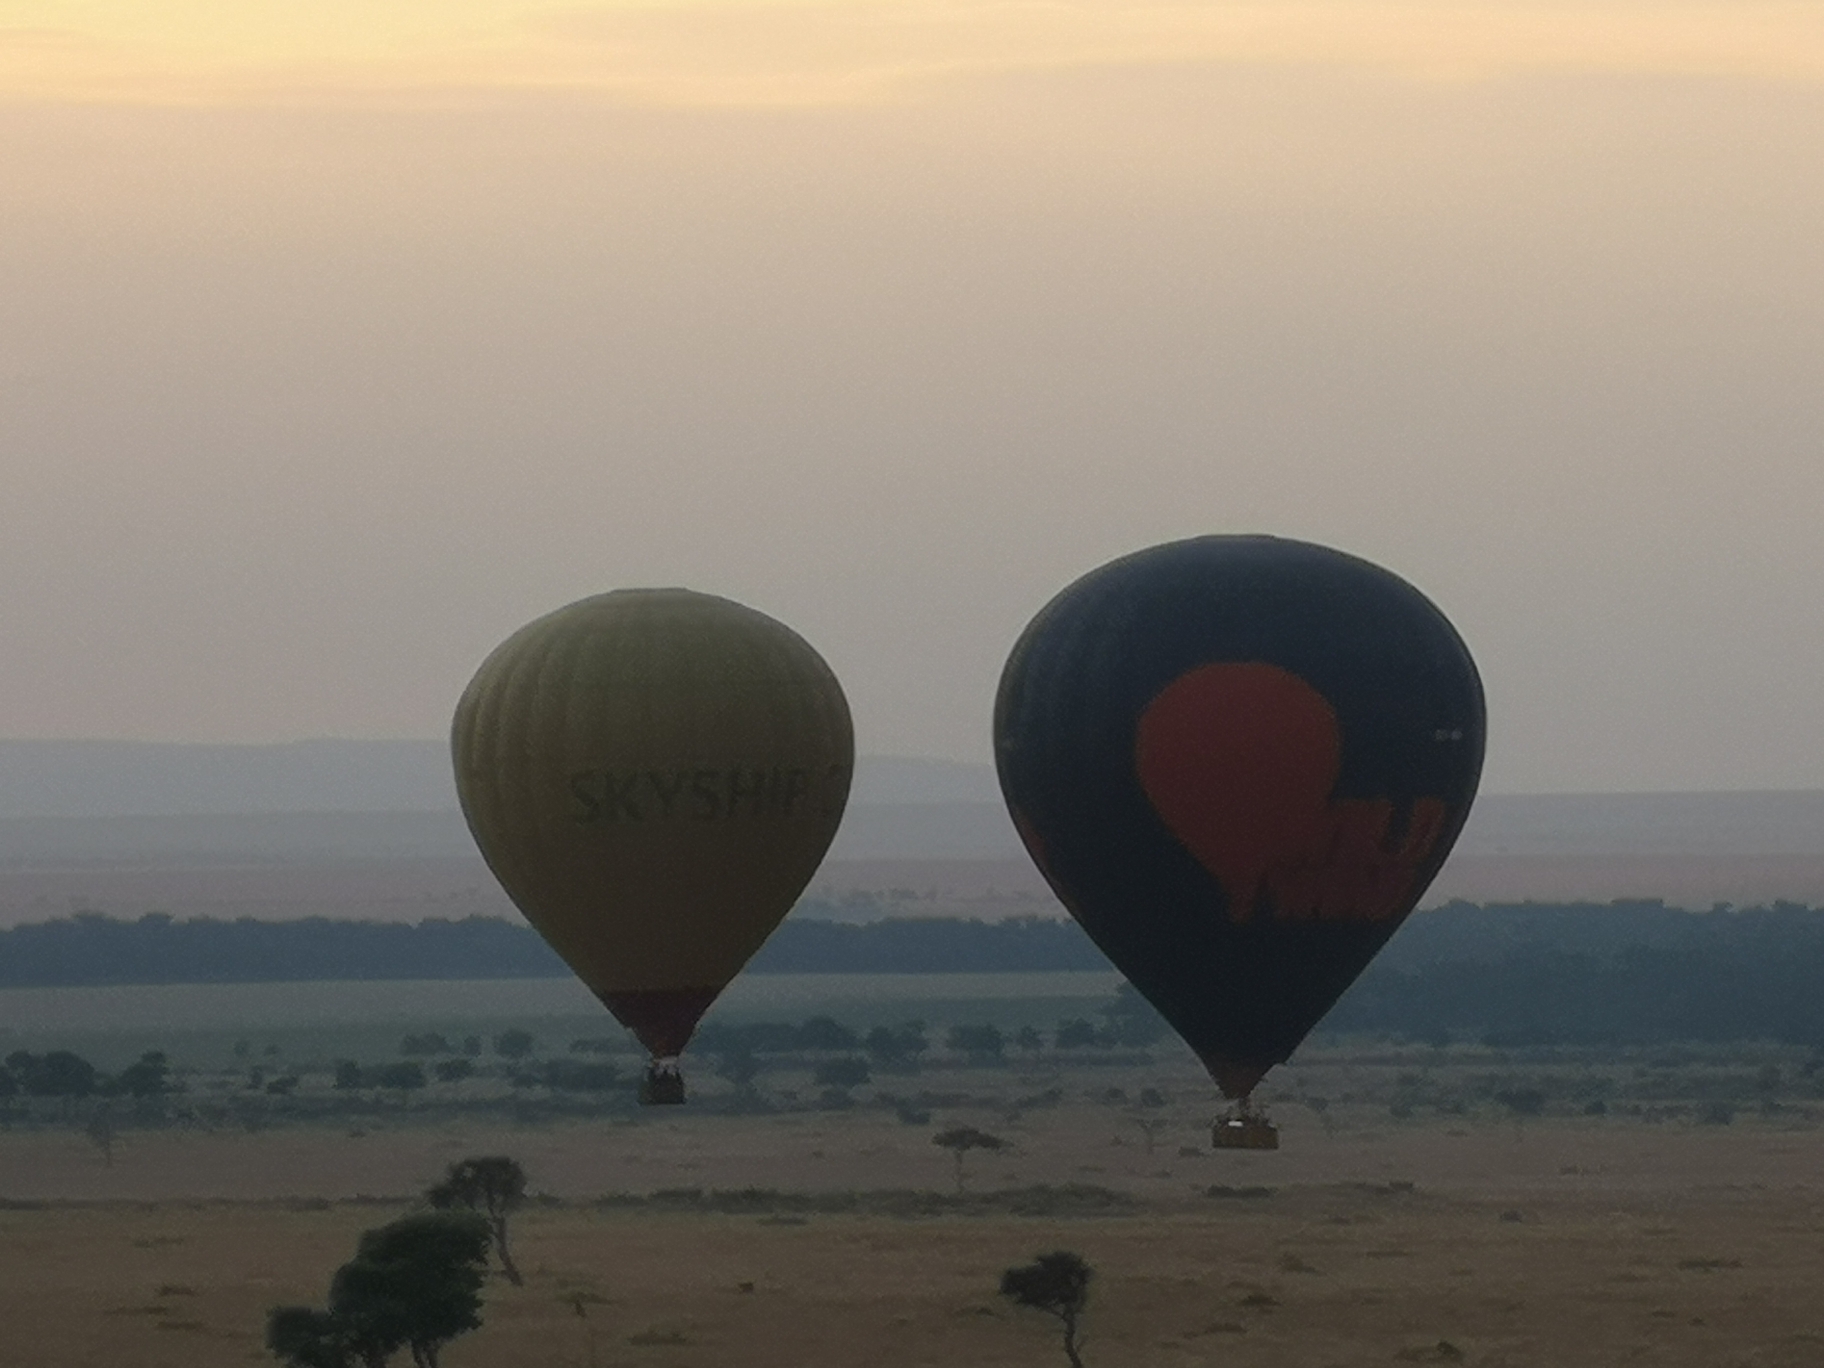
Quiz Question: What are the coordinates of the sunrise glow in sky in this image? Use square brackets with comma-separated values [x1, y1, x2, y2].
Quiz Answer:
[2, 3, 1822, 792]
[7, 1, 1823, 105]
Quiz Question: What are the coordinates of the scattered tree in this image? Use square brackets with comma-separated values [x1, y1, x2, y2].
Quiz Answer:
[331, 1212, 491, 1368]
[5, 1049, 100, 1098]
[1099, 983, 1169, 1046]
[110, 1050, 172, 1099]
[1000, 1250, 1093, 1368]
[796, 1016, 858, 1051]
[84, 1106, 116, 1166]
[714, 1042, 764, 1096]
[1054, 1019, 1098, 1050]
[266, 1305, 352, 1368]
[426, 1156, 528, 1286]
[932, 1125, 1008, 1193]
[947, 1024, 1005, 1063]
[267, 1212, 490, 1368]
[813, 1057, 871, 1091]
[1129, 1114, 1168, 1155]
[375, 1063, 427, 1093]
[863, 1022, 928, 1072]
[539, 1059, 618, 1091]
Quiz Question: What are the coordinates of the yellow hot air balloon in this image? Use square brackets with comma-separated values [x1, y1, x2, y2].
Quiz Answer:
[452, 589, 852, 1103]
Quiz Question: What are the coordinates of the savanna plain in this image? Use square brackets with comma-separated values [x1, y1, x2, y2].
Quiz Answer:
[5, 1032, 1823, 1368]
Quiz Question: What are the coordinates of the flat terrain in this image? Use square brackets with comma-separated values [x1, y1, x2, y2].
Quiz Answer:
[7, 1037, 1824, 1365]
[5, 1157, 1824, 1368]
[6, 1105, 1824, 1203]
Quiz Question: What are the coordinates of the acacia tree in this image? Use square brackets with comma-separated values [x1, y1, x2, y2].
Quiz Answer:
[266, 1212, 490, 1368]
[1000, 1251, 1093, 1368]
[266, 1306, 352, 1368]
[333, 1213, 491, 1368]
[931, 1126, 1008, 1194]
[1129, 1114, 1169, 1155]
[426, 1156, 528, 1285]
[83, 1105, 116, 1167]
[714, 1042, 764, 1098]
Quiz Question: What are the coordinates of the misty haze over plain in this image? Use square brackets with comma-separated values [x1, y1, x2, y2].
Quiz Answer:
[2, 3, 1821, 796]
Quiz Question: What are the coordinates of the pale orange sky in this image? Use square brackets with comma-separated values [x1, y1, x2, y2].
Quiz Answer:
[2, 2, 1822, 791]
[4, 3, 1824, 104]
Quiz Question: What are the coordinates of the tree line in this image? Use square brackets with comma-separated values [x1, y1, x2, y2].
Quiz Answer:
[1331, 900, 1824, 1046]
[0, 909, 1106, 985]
[17, 901, 1824, 1046]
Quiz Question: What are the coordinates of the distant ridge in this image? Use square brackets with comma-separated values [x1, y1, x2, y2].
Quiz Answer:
[6, 736, 1821, 850]
[4, 741, 1824, 919]
[0, 741, 997, 818]
[0, 739, 453, 818]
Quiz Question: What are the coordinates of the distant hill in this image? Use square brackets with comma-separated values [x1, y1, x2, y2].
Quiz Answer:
[0, 739, 454, 818]
[1453, 789, 1824, 858]
[0, 740, 996, 818]
[4, 740, 1824, 918]
[0, 800, 1021, 870]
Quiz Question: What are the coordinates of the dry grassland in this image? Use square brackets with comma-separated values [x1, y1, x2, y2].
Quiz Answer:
[5, 1120, 1824, 1368]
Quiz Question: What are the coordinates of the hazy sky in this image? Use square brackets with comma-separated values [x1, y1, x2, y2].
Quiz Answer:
[2, 2, 1821, 793]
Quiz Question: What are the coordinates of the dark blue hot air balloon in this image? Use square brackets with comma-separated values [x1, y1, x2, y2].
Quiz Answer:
[994, 537, 1484, 1137]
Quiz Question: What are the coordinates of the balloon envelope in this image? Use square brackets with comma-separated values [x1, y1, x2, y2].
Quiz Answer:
[452, 589, 852, 1065]
[994, 537, 1484, 1098]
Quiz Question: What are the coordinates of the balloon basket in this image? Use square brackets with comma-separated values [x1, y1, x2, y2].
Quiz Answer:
[640, 1060, 686, 1106]
[1212, 1104, 1279, 1151]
